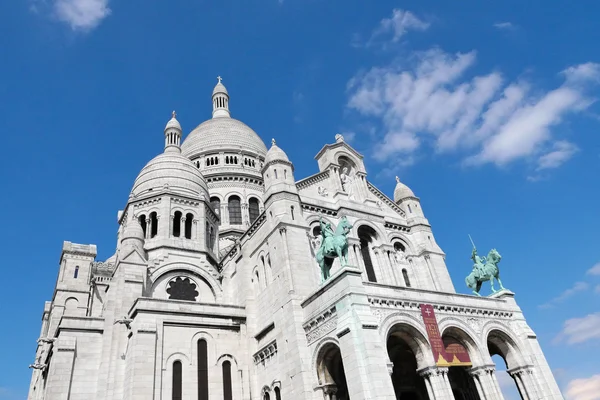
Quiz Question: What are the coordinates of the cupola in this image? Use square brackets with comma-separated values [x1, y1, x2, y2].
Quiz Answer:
[164, 111, 182, 153]
[393, 176, 415, 203]
[212, 76, 230, 118]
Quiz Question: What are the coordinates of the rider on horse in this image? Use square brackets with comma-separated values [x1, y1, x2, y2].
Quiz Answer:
[471, 248, 487, 280]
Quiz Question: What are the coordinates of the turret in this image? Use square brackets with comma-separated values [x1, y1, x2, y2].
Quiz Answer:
[394, 176, 424, 219]
[212, 76, 230, 118]
[164, 111, 182, 153]
[262, 139, 301, 222]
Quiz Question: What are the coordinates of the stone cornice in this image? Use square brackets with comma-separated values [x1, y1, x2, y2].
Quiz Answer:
[296, 170, 330, 191]
[253, 339, 278, 365]
[366, 181, 406, 218]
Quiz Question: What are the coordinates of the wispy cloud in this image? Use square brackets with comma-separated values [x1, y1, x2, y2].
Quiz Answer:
[587, 262, 600, 276]
[32, 0, 111, 31]
[494, 22, 516, 30]
[365, 9, 429, 47]
[566, 374, 600, 400]
[539, 282, 589, 309]
[346, 44, 599, 173]
[55, 0, 111, 31]
[555, 312, 600, 345]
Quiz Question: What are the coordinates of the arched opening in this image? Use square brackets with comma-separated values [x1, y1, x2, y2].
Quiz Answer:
[65, 297, 79, 316]
[442, 329, 480, 400]
[274, 387, 281, 400]
[173, 211, 182, 237]
[150, 212, 158, 238]
[290, 206, 295, 220]
[488, 330, 525, 400]
[387, 324, 428, 400]
[198, 339, 209, 400]
[357, 225, 378, 282]
[74, 266, 79, 279]
[138, 215, 147, 238]
[172, 360, 182, 400]
[209, 226, 215, 251]
[316, 343, 350, 400]
[263, 392, 270, 400]
[222, 361, 232, 400]
[248, 197, 260, 224]
[228, 196, 242, 225]
[211, 197, 221, 225]
[185, 213, 194, 239]
[402, 269, 411, 287]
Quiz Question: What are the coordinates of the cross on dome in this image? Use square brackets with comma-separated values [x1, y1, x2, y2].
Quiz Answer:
[271, 138, 276, 146]
[396, 176, 400, 184]
[172, 110, 177, 119]
[217, 76, 222, 84]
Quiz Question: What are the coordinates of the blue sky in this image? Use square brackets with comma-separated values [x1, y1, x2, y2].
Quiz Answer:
[0, 0, 599, 399]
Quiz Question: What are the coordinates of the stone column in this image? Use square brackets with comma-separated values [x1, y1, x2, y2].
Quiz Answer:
[418, 367, 453, 400]
[180, 216, 186, 238]
[45, 337, 76, 400]
[385, 249, 400, 285]
[353, 244, 368, 281]
[169, 215, 174, 238]
[323, 384, 338, 400]
[468, 368, 489, 400]
[242, 202, 249, 227]
[192, 219, 198, 240]
[145, 218, 151, 239]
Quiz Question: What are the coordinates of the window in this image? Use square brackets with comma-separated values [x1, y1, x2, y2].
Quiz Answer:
[210, 197, 221, 225]
[274, 387, 281, 400]
[222, 361, 232, 400]
[274, 169, 278, 179]
[284, 169, 287, 179]
[228, 196, 242, 225]
[150, 212, 158, 238]
[173, 211, 182, 237]
[185, 213, 194, 239]
[198, 339, 209, 400]
[209, 226, 215, 251]
[290, 206, 295, 220]
[402, 269, 411, 287]
[358, 225, 378, 282]
[166, 277, 199, 301]
[408, 204, 412, 213]
[264, 393, 271, 400]
[248, 198, 260, 224]
[74, 266, 79, 279]
[139, 215, 147, 238]
[172, 361, 182, 400]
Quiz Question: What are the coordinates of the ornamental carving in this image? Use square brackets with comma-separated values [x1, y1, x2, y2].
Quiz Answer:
[304, 307, 338, 344]
[253, 340, 278, 365]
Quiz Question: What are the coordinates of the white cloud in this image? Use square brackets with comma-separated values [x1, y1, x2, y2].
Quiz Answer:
[369, 9, 429, 45]
[587, 262, 600, 276]
[494, 22, 515, 30]
[539, 281, 589, 309]
[53, 0, 111, 31]
[536, 140, 579, 171]
[495, 371, 521, 400]
[346, 47, 599, 172]
[556, 312, 600, 345]
[566, 374, 600, 400]
[595, 284, 600, 294]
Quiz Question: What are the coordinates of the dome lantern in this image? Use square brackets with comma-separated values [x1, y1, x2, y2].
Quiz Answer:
[393, 176, 415, 202]
[164, 111, 182, 153]
[212, 76, 230, 118]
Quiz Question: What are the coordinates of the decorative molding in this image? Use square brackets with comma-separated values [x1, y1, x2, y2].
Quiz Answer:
[171, 198, 200, 207]
[384, 221, 411, 233]
[304, 307, 337, 344]
[296, 170, 330, 191]
[253, 340, 278, 365]
[132, 197, 161, 208]
[366, 181, 406, 218]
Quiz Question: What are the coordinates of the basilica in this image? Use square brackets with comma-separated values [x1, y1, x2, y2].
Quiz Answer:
[28, 78, 563, 400]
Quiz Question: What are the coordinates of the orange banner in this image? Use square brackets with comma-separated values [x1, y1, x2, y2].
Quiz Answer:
[420, 304, 471, 367]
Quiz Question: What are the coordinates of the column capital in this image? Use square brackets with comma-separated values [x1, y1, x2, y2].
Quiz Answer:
[386, 362, 394, 376]
[507, 364, 533, 377]
[418, 366, 447, 378]
[279, 226, 287, 234]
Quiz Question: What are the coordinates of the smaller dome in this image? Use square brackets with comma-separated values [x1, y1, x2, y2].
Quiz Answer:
[131, 152, 209, 199]
[165, 111, 181, 131]
[394, 176, 415, 202]
[122, 220, 144, 242]
[264, 138, 290, 165]
[213, 76, 228, 96]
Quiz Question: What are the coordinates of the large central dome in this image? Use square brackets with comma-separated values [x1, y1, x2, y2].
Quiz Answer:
[182, 117, 267, 156]
[181, 78, 267, 158]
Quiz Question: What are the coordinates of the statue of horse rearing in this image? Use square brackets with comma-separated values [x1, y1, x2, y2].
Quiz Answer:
[316, 217, 353, 281]
[465, 248, 506, 296]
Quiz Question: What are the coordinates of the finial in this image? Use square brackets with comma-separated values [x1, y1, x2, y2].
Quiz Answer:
[396, 176, 400, 184]
[271, 138, 276, 146]
[335, 133, 344, 143]
[172, 110, 177, 119]
[217, 76, 222, 84]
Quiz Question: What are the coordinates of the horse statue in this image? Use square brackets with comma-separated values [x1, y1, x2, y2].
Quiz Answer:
[465, 247, 506, 296]
[315, 216, 353, 282]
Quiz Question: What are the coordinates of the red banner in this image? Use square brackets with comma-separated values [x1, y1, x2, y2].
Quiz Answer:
[420, 304, 471, 367]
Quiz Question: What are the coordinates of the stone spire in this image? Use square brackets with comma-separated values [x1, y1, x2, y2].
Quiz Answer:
[212, 76, 230, 118]
[164, 111, 182, 153]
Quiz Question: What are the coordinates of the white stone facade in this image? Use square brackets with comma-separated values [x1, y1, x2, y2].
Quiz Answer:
[28, 79, 563, 400]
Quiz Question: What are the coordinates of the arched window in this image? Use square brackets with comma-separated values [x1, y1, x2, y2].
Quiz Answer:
[185, 213, 194, 239]
[228, 196, 242, 225]
[209, 226, 215, 251]
[150, 212, 158, 238]
[274, 169, 278, 179]
[205, 222, 210, 248]
[138, 215, 147, 238]
[248, 198, 260, 224]
[358, 225, 378, 282]
[74, 266, 79, 279]
[210, 197, 221, 225]
[284, 169, 287, 179]
[274, 387, 281, 400]
[222, 361, 232, 400]
[172, 361, 182, 400]
[290, 206, 295, 220]
[402, 269, 411, 287]
[264, 393, 271, 400]
[198, 339, 209, 400]
[173, 211, 182, 237]
[408, 204, 412, 213]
